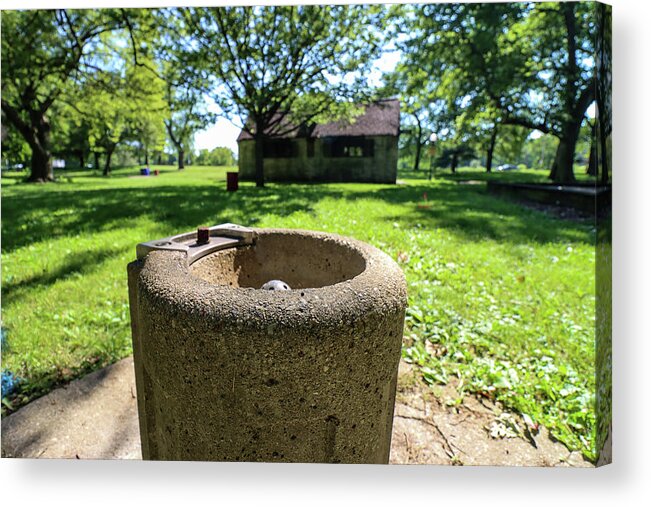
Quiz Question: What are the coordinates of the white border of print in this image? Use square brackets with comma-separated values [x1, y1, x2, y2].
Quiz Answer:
[1, 1, 649, 506]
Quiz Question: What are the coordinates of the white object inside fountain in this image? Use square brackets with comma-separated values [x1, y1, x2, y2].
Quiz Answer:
[261, 280, 291, 291]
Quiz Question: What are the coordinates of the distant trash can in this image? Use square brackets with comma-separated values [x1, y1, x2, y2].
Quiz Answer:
[127, 224, 407, 463]
[226, 171, 238, 191]
[153, 169, 159, 176]
[140, 168, 150, 176]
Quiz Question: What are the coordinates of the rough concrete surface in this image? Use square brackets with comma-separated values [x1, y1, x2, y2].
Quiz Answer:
[2, 357, 592, 466]
[1, 357, 140, 460]
[129, 229, 407, 463]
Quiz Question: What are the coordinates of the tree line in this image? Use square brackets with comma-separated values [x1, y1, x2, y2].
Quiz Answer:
[387, 2, 610, 183]
[1, 3, 610, 185]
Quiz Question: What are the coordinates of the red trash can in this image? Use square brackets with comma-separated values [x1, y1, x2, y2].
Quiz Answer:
[226, 172, 238, 192]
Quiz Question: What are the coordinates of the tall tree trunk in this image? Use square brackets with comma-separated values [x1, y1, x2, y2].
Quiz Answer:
[587, 142, 597, 176]
[144, 150, 149, 166]
[78, 151, 85, 170]
[178, 148, 185, 170]
[1, 99, 54, 182]
[94, 152, 101, 171]
[450, 152, 458, 174]
[29, 142, 53, 182]
[27, 116, 53, 182]
[596, 2, 611, 186]
[587, 122, 597, 175]
[486, 124, 498, 173]
[549, 3, 584, 184]
[254, 119, 265, 187]
[165, 121, 185, 170]
[549, 122, 580, 183]
[599, 123, 609, 185]
[103, 145, 115, 176]
[414, 139, 422, 172]
[413, 115, 423, 171]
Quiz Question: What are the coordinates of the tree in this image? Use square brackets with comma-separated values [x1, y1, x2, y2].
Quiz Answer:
[194, 147, 236, 167]
[1, 115, 31, 170]
[492, 125, 529, 167]
[595, 3, 612, 185]
[485, 123, 499, 174]
[126, 57, 169, 167]
[58, 40, 169, 176]
[381, 62, 445, 173]
[392, 3, 528, 174]
[576, 121, 596, 174]
[456, 109, 502, 173]
[435, 145, 475, 174]
[164, 92, 213, 170]
[162, 77, 215, 170]
[152, 15, 217, 171]
[521, 133, 559, 171]
[49, 100, 92, 169]
[182, 5, 382, 187]
[1, 10, 120, 182]
[135, 9, 219, 171]
[393, 2, 597, 183]
[82, 74, 131, 175]
[511, 3, 597, 183]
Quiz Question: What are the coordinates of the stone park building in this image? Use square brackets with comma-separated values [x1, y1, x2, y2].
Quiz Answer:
[237, 99, 400, 184]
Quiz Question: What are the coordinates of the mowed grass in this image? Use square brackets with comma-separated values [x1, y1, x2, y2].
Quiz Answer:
[1, 165, 597, 459]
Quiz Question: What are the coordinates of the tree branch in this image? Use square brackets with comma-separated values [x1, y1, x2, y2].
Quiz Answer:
[502, 115, 551, 135]
[1, 99, 36, 146]
[574, 78, 595, 119]
[120, 9, 164, 80]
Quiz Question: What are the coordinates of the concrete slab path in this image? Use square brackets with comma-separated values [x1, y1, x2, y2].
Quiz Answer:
[1, 357, 592, 466]
[2, 357, 140, 460]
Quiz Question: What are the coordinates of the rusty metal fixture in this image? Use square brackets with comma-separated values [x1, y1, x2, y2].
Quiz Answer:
[196, 227, 210, 245]
[135, 223, 255, 266]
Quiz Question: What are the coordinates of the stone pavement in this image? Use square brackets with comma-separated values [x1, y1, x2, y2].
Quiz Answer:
[1, 357, 140, 460]
[1, 357, 592, 466]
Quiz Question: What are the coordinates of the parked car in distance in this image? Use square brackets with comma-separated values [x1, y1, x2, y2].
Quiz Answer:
[496, 164, 518, 171]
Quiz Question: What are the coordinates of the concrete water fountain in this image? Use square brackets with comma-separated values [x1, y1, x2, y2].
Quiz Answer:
[127, 224, 407, 463]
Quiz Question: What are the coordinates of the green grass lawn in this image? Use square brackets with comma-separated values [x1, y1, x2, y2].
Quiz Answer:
[1, 164, 597, 460]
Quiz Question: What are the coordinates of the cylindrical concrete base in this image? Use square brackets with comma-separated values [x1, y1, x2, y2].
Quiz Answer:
[128, 228, 407, 463]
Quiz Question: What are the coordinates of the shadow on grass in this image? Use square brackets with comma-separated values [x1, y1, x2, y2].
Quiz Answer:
[1, 184, 332, 253]
[1, 178, 594, 256]
[2, 245, 128, 304]
[342, 183, 595, 245]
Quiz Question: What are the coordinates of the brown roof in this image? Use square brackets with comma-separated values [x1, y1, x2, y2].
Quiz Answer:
[236, 99, 400, 141]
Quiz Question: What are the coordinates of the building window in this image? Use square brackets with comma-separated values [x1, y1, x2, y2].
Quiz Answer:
[263, 139, 297, 158]
[322, 137, 374, 158]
